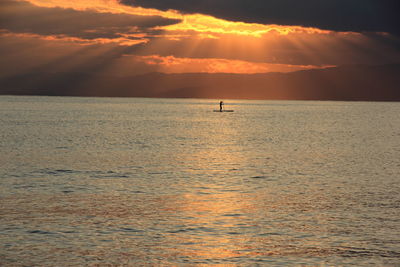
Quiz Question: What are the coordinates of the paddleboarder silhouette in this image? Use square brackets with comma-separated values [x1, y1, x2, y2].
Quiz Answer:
[219, 101, 224, 112]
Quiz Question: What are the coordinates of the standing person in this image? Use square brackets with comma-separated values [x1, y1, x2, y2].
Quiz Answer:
[219, 101, 224, 112]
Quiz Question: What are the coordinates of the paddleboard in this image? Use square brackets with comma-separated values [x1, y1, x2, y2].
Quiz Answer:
[213, 110, 234, 112]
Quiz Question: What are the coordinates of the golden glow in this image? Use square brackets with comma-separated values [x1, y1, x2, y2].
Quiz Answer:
[0, 30, 149, 46]
[24, 0, 331, 38]
[160, 14, 331, 38]
[132, 55, 330, 74]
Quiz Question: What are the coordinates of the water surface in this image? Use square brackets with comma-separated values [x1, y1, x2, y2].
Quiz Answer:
[1, 96, 399, 266]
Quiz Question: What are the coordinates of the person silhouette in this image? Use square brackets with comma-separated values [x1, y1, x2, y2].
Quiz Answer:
[219, 101, 224, 112]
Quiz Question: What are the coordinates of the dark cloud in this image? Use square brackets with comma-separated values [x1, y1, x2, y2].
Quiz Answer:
[0, 0, 179, 40]
[123, 0, 400, 35]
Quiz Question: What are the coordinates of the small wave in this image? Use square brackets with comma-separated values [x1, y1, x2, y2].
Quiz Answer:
[258, 232, 284, 236]
[222, 213, 242, 217]
[167, 229, 188, 234]
[92, 174, 130, 178]
[91, 170, 131, 178]
[250, 175, 277, 181]
[28, 230, 55, 235]
[120, 227, 143, 233]
[227, 231, 241, 235]
[34, 168, 132, 179]
[34, 168, 79, 176]
[334, 246, 400, 258]
[60, 230, 77, 234]
[196, 191, 213, 195]
[251, 175, 267, 179]
[54, 169, 76, 174]
[14, 184, 35, 189]
[167, 227, 215, 234]
[131, 190, 145, 194]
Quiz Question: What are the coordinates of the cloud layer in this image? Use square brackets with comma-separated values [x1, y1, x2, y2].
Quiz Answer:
[0, 0, 178, 41]
[124, 0, 400, 35]
[0, 0, 399, 79]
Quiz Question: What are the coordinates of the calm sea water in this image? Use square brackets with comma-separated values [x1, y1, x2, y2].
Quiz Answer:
[0, 95, 399, 266]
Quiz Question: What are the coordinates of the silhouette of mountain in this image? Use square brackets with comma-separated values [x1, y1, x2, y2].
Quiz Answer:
[1, 64, 399, 101]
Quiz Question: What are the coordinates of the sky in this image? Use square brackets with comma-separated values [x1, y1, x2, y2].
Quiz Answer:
[1, 0, 400, 77]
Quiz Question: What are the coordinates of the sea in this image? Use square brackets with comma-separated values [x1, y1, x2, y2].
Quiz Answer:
[0, 95, 399, 266]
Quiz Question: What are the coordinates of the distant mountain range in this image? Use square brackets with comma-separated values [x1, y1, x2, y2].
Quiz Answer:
[1, 64, 399, 101]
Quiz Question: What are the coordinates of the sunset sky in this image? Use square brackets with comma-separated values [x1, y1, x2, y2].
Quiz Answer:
[1, 0, 399, 77]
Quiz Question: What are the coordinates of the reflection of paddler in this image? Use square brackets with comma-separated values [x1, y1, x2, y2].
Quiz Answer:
[219, 101, 224, 112]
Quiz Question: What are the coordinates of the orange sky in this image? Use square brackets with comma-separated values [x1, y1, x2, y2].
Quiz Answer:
[1, 0, 399, 76]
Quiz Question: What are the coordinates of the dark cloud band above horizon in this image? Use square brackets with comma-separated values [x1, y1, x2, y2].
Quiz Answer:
[0, 0, 179, 40]
[123, 0, 400, 35]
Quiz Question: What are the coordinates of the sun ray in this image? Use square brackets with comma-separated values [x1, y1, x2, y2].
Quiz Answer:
[24, 0, 333, 39]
